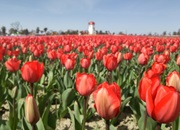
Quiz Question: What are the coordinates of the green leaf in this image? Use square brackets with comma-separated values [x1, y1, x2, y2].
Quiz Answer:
[38, 93, 55, 116]
[36, 118, 45, 130]
[62, 88, 76, 109]
[68, 107, 82, 130]
[63, 71, 73, 88]
[74, 101, 83, 124]
[172, 114, 180, 130]
[129, 97, 142, 119]
[40, 74, 45, 85]
[17, 98, 25, 119]
[47, 71, 53, 87]
[110, 124, 117, 130]
[7, 101, 18, 130]
[138, 112, 156, 130]
[121, 96, 132, 112]
[0, 119, 9, 130]
[22, 117, 32, 130]
[41, 94, 56, 130]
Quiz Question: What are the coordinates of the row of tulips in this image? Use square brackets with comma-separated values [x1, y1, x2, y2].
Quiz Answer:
[0, 35, 180, 130]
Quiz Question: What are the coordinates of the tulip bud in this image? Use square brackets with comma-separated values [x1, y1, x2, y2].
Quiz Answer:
[176, 55, 180, 66]
[25, 94, 40, 125]
[166, 71, 180, 92]
[29, 55, 33, 61]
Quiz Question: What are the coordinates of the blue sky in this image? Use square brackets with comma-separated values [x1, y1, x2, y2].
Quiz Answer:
[0, 0, 180, 34]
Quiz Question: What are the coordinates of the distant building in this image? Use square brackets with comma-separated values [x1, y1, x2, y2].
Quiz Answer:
[88, 21, 96, 35]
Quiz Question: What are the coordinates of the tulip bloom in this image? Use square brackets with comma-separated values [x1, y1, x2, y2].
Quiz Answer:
[76, 73, 97, 96]
[47, 50, 57, 60]
[80, 58, 91, 69]
[110, 45, 118, 54]
[166, 71, 180, 92]
[138, 71, 160, 102]
[93, 82, 121, 120]
[5, 57, 21, 72]
[138, 53, 149, 65]
[21, 61, 44, 83]
[153, 54, 168, 64]
[95, 50, 103, 61]
[25, 94, 40, 125]
[156, 45, 165, 53]
[141, 47, 154, 56]
[146, 85, 180, 123]
[115, 52, 123, 64]
[64, 58, 76, 70]
[151, 62, 166, 75]
[123, 52, 133, 60]
[103, 54, 118, 71]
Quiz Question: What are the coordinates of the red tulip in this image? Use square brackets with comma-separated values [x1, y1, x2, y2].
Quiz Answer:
[115, 52, 123, 64]
[170, 45, 178, 53]
[110, 45, 118, 54]
[64, 58, 76, 70]
[0, 53, 3, 61]
[123, 52, 133, 60]
[156, 45, 165, 53]
[5, 57, 21, 72]
[95, 50, 103, 61]
[47, 50, 57, 60]
[83, 50, 94, 59]
[103, 54, 118, 71]
[166, 71, 180, 92]
[25, 94, 40, 125]
[76, 73, 97, 96]
[141, 47, 154, 56]
[153, 54, 169, 64]
[146, 85, 180, 123]
[21, 61, 44, 83]
[80, 58, 91, 69]
[93, 82, 121, 120]
[63, 44, 72, 53]
[138, 53, 149, 65]
[138, 71, 160, 102]
[151, 62, 166, 75]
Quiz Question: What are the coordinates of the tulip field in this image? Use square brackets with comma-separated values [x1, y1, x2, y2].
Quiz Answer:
[1, 35, 180, 130]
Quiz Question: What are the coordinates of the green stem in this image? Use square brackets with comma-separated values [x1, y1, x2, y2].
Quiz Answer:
[82, 96, 88, 130]
[32, 124, 36, 130]
[105, 120, 110, 130]
[143, 109, 148, 130]
[30, 83, 34, 96]
[172, 114, 180, 130]
[107, 71, 112, 84]
[84, 68, 88, 73]
[155, 123, 161, 130]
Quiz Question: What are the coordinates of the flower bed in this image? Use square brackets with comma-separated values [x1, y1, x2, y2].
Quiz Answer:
[0, 35, 180, 130]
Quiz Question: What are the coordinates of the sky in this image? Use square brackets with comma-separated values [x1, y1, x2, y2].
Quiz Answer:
[0, 0, 180, 35]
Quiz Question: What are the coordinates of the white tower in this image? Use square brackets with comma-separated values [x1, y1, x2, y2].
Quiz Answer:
[88, 21, 96, 35]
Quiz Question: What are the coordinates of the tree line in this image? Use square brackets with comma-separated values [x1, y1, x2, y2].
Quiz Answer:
[1, 22, 180, 36]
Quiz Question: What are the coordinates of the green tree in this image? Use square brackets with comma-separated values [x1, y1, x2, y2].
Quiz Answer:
[36, 27, 40, 34]
[20, 29, 29, 35]
[162, 31, 167, 36]
[1, 26, 6, 35]
[44, 27, 48, 33]
[9, 28, 16, 35]
[11, 21, 21, 34]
